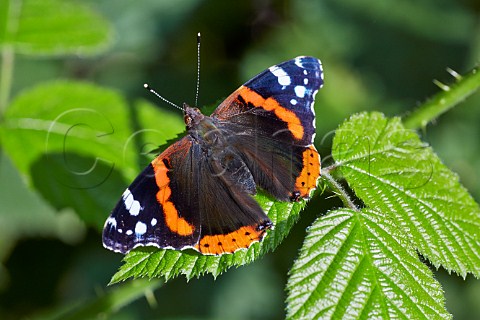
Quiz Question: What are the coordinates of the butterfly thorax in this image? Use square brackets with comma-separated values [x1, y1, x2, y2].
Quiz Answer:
[183, 104, 223, 147]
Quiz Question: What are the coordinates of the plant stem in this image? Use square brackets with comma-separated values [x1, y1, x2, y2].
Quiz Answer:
[403, 65, 480, 130]
[0, 0, 22, 117]
[322, 168, 359, 211]
[0, 45, 15, 116]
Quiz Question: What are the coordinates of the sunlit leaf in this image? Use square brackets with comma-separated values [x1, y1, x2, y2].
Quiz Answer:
[2, 81, 133, 178]
[286, 208, 450, 319]
[332, 112, 480, 277]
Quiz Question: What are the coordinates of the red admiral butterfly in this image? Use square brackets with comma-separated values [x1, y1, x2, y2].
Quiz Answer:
[103, 56, 324, 255]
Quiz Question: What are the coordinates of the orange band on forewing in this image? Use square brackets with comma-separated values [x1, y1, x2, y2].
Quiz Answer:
[295, 146, 321, 198]
[152, 158, 195, 236]
[194, 225, 266, 255]
[239, 86, 304, 140]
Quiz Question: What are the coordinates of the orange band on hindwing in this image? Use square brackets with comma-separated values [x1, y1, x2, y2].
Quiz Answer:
[294, 145, 321, 198]
[194, 225, 267, 255]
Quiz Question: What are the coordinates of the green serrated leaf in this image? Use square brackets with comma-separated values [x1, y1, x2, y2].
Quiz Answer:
[286, 208, 451, 320]
[332, 112, 480, 277]
[110, 193, 305, 283]
[0, 0, 113, 56]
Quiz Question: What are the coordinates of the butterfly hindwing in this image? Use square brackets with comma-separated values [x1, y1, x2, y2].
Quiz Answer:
[193, 145, 272, 254]
[227, 130, 320, 201]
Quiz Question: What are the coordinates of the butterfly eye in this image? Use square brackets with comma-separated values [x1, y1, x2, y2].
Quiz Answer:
[184, 114, 193, 128]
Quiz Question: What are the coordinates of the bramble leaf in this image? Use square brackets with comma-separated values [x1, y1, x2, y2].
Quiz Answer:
[332, 112, 480, 277]
[286, 208, 450, 319]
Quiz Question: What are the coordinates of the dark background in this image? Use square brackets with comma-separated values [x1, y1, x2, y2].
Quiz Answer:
[1, 0, 480, 319]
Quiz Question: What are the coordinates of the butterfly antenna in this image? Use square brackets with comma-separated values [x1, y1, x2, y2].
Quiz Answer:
[195, 32, 201, 107]
[143, 83, 184, 111]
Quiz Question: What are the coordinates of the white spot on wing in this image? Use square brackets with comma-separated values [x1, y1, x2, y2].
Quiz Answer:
[294, 57, 304, 68]
[106, 217, 117, 228]
[294, 85, 306, 98]
[126, 230, 133, 235]
[135, 221, 147, 236]
[290, 99, 298, 105]
[130, 200, 141, 216]
[269, 66, 291, 87]
[122, 188, 142, 216]
[151, 218, 157, 226]
[304, 78, 308, 85]
[124, 193, 134, 209]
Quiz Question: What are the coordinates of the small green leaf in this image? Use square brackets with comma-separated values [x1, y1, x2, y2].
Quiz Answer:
[332, 112, 480, 277]
[0, 0, 113, 56]
[110, 194, 305, 283]
[1, 81, 135, 180]
[0, 81, 135, 227]
[286, 208, 450, 319]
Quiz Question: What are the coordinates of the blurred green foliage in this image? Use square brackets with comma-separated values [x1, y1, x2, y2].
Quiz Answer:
[1, 0, 480, 319]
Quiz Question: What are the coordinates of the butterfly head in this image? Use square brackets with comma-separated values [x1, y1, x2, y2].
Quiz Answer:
[183, 103, 205, 130]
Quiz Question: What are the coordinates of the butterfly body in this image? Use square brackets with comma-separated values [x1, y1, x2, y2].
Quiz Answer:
[103, 56, 324, 255]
